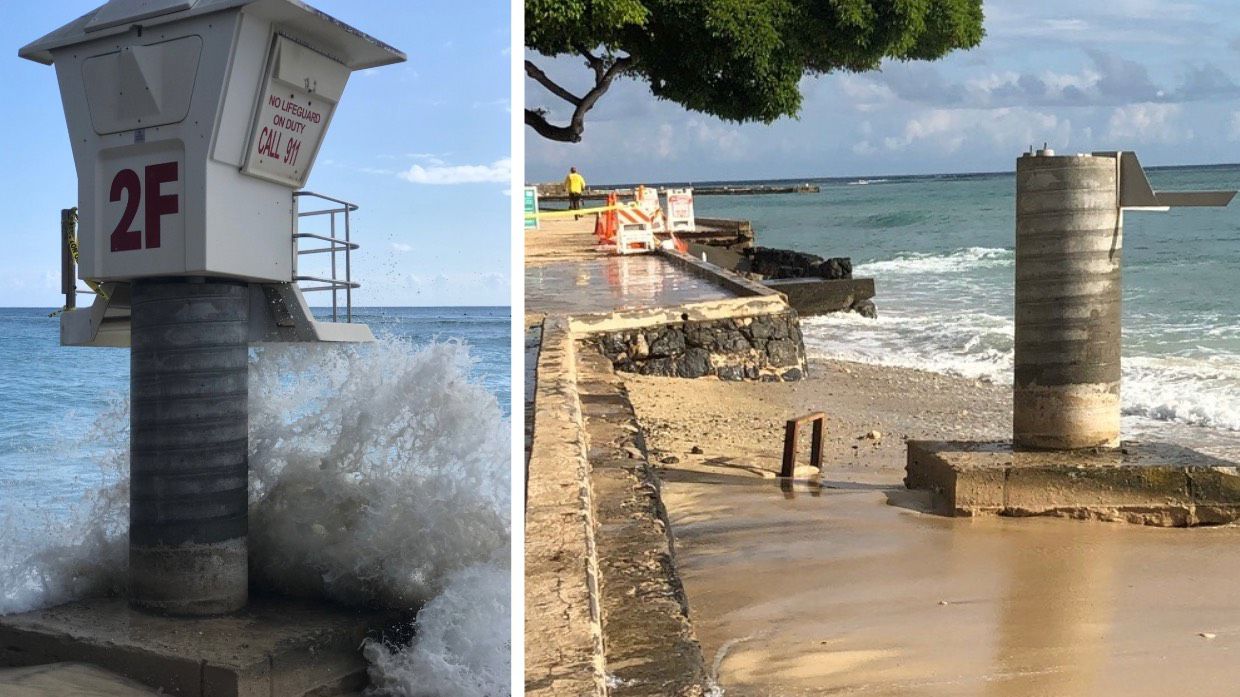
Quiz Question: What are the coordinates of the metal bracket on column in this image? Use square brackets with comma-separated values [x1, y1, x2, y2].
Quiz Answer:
[1095, 151, 1237, 211]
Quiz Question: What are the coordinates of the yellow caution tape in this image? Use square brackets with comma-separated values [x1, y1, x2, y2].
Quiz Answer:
[51, 208, 108, 316]
[525, 203, 637, 219]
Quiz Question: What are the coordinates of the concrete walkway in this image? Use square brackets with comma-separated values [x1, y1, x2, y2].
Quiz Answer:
[525, 218, 736, 319]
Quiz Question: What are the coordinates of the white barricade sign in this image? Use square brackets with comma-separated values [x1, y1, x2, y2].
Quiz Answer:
[666, 188, 696, 232]
[636, 186, 665, 232]
[615, 205, 656, 254]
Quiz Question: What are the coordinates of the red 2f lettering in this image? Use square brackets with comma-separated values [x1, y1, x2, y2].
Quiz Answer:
[110, 162, 179, 252]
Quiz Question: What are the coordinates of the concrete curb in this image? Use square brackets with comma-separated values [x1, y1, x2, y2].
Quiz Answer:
[576, 349, 711, 696]
[525, 316, 712, 696]
[657, 248, 779, 299]
[524, 317, 607, 697]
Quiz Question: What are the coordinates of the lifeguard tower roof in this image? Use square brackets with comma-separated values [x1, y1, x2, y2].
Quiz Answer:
[19, 0, 406, 69]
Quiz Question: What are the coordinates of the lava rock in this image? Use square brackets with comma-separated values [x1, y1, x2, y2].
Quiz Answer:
[676, 348, 712, 378]
[852, 299, 877, 319]
[743, 247, 853, 280]
[767, 339, 800, 366]
[648, 328, 685, 357]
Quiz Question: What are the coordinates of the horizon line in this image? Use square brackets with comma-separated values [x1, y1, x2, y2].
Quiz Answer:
[531, 160, 1240, 189]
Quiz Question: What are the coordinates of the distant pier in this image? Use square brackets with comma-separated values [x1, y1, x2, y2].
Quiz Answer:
[537, 182, 819, 203]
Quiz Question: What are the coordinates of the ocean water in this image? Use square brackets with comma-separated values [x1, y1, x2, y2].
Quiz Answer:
[694, 166, 1240, 449]
[0, 306, 511, 696]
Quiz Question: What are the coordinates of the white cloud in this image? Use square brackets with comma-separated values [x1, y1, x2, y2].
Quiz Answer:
[686, 119, 745, 157]
[655, 124, 674, 159]
[852, 140, 877, 156]
[837, 76, 895, 111]
[390, 243, 413, 253]
[399, 158, 511, 185]
[885, 110, 968, 152]
[1105, 104, 1191, 143]
[883, 108, 1071, 155]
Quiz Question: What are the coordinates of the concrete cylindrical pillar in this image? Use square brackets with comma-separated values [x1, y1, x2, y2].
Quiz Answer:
[1013, 152, 1122, 450]
[129, 278, 250, 615]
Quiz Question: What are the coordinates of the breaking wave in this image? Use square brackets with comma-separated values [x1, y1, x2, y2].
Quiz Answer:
[0, 337, 510, 695]
[803, 312, 1240, 435]
[856, 247, 1013, 275]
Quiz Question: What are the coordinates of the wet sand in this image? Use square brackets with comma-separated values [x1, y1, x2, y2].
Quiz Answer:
[625, 358, 1240, 696]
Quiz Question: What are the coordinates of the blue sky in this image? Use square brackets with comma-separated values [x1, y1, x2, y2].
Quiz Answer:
[2, 0, 510, 308]
[527, 0, 1240, 184]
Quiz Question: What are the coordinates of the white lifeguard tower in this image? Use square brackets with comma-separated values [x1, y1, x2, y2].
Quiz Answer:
[20, 0, 404, 618]
[21, 0, 406, 347]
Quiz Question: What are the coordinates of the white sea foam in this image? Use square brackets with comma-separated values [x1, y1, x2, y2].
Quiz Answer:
[803, 310, 1240, 434]
[1122, 356, 1240, 432]
[0, 337, 510, 695]
[363, 562, 510, 697]
[856, 247, 1012, 275]
[801, 311, 1013, 383]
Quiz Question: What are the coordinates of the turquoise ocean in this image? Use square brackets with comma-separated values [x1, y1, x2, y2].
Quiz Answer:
[0, 306, 511, 695]
[693, 166, 1240, 452]
[1, 306, 509, 519]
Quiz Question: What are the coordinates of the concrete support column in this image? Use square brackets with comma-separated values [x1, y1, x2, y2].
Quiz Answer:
[1014, 152, 1122, 450]
[129, 278, 250, 615]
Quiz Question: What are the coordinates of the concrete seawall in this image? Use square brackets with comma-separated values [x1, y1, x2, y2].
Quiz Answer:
[582, 251, 808, 381]
[525, 318, 607, 696]
[525, 317, 711, 696]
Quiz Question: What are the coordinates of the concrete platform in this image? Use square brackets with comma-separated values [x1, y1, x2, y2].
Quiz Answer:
[762, 277, 875, 315]
[0, 597, 392, 697]
[0, 662, 158, 696]
[906, 440, 1240, 527]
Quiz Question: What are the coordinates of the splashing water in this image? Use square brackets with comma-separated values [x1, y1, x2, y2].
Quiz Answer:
[363, 562, 510, 697]
[0, 394, 129, 615]
[0, 337, 510, 695]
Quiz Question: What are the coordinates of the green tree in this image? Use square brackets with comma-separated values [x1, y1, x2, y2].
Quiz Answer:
[526, 0, 985, 142]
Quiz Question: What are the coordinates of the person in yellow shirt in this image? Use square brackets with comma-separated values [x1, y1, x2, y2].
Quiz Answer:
[564, 167, 586, 214]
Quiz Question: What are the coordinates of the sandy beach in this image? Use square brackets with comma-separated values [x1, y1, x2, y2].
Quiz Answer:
[627, 358, 1012, 480]
[625, 358, 1240, 697]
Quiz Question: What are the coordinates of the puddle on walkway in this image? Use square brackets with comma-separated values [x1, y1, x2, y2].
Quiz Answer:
[665, 475, 1240, 697]
[525, 256, 734, 315]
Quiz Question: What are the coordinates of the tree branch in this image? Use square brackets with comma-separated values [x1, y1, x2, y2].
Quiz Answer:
[572, 43, 606, 81]
[525, 109, 580, 142]
[525, 53, 635, 143]
[524, 60, 582, 107]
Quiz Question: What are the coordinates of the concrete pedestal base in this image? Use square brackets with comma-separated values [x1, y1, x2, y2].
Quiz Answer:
[0, 597, 392, 697]
[906, 440, 1240, 527]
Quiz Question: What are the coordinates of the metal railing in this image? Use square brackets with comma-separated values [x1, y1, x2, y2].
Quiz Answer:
[293, 191, 360, 322]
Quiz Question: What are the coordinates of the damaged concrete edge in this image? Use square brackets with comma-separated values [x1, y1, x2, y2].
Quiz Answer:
[525, 316, 608, 697]
[656, 248, 781, 300]
[575, 348, 712, 695]
[568, 295, 790, 336]
[692, 217, 752, 239]
[905, 439, 1240, 527]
